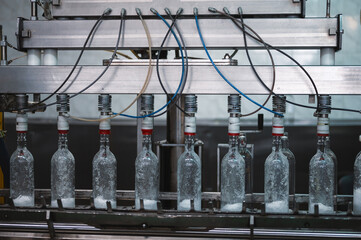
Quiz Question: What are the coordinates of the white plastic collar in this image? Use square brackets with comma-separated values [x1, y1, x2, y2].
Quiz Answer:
[57, 115, 69, 131]
[185, 116, 196, 133]
[228, 116, 240, 134]
[272, 117, 284, 135]
[99, 115, 111, 130]
[317, 117, 329, 135]
[142, 117, 154, 130]
[16, 113, 28, 132]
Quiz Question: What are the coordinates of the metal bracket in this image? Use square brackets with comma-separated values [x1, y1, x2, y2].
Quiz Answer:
[240, 114, 264, 134]
[249, 215, 255, 240]
[336, 14, 344, 51]
[46, 210, 55, 239]
[21, 30, 31, 38]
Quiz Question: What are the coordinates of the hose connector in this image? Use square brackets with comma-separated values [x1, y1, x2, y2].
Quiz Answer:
[150, 8, 158, 15]
[208, 7, 217, 13]
[103, 8, 112, 16]
[238, 7, 244, 16]
[136, 8, 142, 17]
[121, 8, 126, 17]
[176, 8, 184, 15]
[164, 8, 171, 16]
[193, 7, 198, 16]
[223, 7, 230, 15]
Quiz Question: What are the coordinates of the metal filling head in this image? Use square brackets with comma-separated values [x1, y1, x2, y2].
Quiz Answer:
[141, 94, 154, 112]
[228, 94, 241, 113]
[16, 94, 28, 112]
[272, 95, 286, 114]
[56, 94, 70, 113]
[184, 95, 198, 113]
[98, 94, 112, 113]
[318, 95, 331, 115]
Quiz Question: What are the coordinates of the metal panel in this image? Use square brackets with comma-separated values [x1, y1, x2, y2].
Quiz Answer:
[20, 18, 338, 50]
[52, 0, 303, 17]
[0, 65, 360, 95]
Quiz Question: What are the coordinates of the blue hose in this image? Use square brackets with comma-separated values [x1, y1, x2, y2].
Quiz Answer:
[194, 13, 283, 117]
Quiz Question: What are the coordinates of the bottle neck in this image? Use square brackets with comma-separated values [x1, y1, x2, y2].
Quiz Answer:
[16, 132, 27, 149]
[281, 137, 289, 149]
[100, 133, 110, 150]
[142, 134, 152, 151]
[325, 136, 331, 149]
[228, 135, 239, 153]
[58, 133, 69, 149]
[272, 135, 282, 152]
[185, 134, 195, 152]
[317, 135, 327, 153]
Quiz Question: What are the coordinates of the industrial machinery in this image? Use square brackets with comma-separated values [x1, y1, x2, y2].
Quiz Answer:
[0, 0, 361, 239]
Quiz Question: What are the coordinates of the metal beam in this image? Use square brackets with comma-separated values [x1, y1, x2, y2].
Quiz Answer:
[0, 65, 360, 95]
[19, 17, 338, 50]
[51, 0, 304, 17]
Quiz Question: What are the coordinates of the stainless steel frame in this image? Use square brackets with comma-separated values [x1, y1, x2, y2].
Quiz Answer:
[0, 65, 360, 95]
[51, 0, 305, 17]
[18, 17, 338, 50]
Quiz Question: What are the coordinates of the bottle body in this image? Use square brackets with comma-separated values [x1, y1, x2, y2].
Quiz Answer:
[264, 136, 289, 213]
[221, 135, 245, 212]
[309, 137, 334, 214]
[10, 132, 34, 207]
[353, 152, 361, 215]
[135, 134, 159, 210]
[92, 133, 117, 209]
[177, 135, 201, 211]
[51, 133, 75, 208]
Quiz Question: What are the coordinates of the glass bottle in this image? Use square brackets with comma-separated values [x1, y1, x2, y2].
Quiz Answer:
[51, 131, 75, 208]
[309, 136, 334, 214]
[177, 134, 201, 211]
[265, 135, 289, 213]
[135, 132, 159, 210]
[221, 135, 245, 212]
[354, 150, 361, 215]
[10, 131, 34, 207]
[239, 134, 253, 195]
[93, 131, 117, 209]
[281, 135, 296, 198]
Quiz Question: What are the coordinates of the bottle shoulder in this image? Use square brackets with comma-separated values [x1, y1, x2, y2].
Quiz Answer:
[222, 151, 245, 165]
[10, 147, 34, 162]
[178, 150, 201, 165]
[52, 148, 75, 161]
[310, 151, 334, 166]
[136, 149, 158, 163]
[93, 149, 116, 163]
[265, 151, 288, 166]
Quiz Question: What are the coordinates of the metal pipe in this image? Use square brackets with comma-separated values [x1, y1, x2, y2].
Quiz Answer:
[30, 0, 38, 21]
[0, 35, 7, 66]
[166, 95, 185, 193]
[326, 0, 331, 18]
